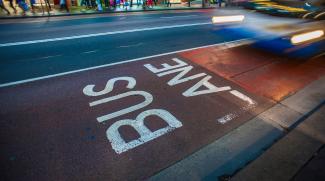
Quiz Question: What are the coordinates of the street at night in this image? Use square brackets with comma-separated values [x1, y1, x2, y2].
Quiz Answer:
[1, 2, 325, 181]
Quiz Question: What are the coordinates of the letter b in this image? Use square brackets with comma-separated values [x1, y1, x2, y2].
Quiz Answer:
[106, 109, 183, 154]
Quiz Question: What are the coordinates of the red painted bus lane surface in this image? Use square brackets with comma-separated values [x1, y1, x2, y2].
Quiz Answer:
[0, 53, 273, 180]
[180, 45, 325, 101]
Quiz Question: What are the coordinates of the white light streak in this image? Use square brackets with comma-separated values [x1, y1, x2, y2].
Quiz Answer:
[291, 30, 324, 44]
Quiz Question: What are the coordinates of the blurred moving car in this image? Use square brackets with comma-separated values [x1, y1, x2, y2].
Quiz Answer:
[210, 13, 325, 59]
[243, 0, 325, 20]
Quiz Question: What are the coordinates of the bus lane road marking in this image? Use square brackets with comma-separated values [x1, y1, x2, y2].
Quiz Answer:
[0, 53, 273, 180]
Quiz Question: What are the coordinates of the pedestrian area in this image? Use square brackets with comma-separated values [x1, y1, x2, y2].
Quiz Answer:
[0, 0, 214, 17]
[1, 36, 324, 180]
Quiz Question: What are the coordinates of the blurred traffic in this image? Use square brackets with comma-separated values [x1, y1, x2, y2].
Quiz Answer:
[244, 0, 325, 20]
[212, 0, 325, 59]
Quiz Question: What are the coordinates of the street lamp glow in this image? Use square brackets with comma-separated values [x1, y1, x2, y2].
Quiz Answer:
[212, 15, 245, 24]
[291, 30, 324, 44]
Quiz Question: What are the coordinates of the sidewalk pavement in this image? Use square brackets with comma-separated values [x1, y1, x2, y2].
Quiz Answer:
[0, 1, 210, 18]
[232, 99, 325, 181]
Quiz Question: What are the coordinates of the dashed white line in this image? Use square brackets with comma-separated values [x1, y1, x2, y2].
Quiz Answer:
[0, 38, 251, 88]
[38, 54, 62, 59]
[82, 50, 98, 54]
[118, 43, 143, 48]
[160, 15, 198, 19]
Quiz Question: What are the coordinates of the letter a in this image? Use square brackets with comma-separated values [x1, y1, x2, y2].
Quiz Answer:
[183, 75, 231, 97]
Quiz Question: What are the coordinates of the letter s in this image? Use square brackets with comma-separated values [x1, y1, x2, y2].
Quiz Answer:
[83, 76, 136, 97]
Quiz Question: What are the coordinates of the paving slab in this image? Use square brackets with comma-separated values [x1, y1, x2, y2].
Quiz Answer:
[259, 103, 302, 129]
[231, 105, 325, 181]
[281, 76, 325, 114]
[293, 146, 325, 181]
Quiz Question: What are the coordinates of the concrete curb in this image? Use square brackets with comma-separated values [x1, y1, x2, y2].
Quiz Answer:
[231, 77, 325, 181]
[149, 76, 325, 181]
[232, 103, 325, 181]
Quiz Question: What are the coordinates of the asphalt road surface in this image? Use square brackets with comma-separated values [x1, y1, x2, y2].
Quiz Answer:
[1, 8, 324, 181]
[0, 8, 302, 84]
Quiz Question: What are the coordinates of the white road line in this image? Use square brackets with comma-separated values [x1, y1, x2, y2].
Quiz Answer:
[118, 42, 143, 48]
[0, 22, 211, 47]
[38, 54, 62, 59]
[0, 39, 251, 88]
[217, 102, 257, 124]
[82, 50, 98, 54]
[160, 15, 198, 19]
